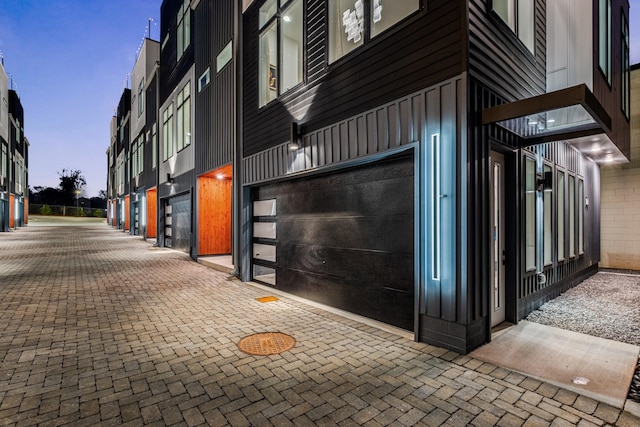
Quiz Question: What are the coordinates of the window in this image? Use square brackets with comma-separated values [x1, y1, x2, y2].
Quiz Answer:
[259, 0, 303, 107]
[216, 41, 233, 73]
[151, 122, 157, 169]
[329, 0, 420, 63]
[198, 68, 210, 93]
[138, 136, 144, 175]
[492, 0, 534, 53]
[578, 179, 584, 254]
[598, 0, 611, 83]
[161, 33, 169, 51]
[137, 78, 144, 118]
[568, 175, 575, 257]
[622, 12, 630, 118]
[162, 103, 173, 161]
[525, 157, 536, 271]
[176, 83, 191, 152]
[177, 0, 191, 61]
[543, 164, 552, 266]
[132, 138, 138, 177]
[557, 171, 565, 261]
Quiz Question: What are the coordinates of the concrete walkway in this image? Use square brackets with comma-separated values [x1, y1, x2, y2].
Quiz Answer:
[0, 221, 639, 426]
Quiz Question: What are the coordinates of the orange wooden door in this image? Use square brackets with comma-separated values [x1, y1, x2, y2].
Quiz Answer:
[146, 188, 157, 238]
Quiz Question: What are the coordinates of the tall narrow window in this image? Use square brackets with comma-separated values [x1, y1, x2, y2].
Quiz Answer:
[176, 82, 191, 152]
[162, 103, 173, 161]
[177, 0, 191, 61]
[598, 0, 611, 83]
[493, 0, 534, 52]
[525, 157, 536, 271]
[151, 122, 157, 169]
[622, 12, 630, 118]
[557, 171, 565, 261]
[258, 0, 303, 107]
[137, 78, 144, 118]
[569, 175, 575, 257]
[578, 179, 584, 254]
[543, 164, 552, 266]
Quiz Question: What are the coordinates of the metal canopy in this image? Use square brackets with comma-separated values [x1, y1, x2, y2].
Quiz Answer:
[482, 84, 627, 164]
[482, 84, 611, 146]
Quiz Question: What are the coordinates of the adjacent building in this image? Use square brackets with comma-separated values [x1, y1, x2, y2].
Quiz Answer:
[0, 59, 29, 231]
[601, 63, 640, 269]
[106, 0, 631, 354]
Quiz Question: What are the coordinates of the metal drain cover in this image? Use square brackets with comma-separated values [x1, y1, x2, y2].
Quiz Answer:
[238, 332, 296, 355]
[571, 376, 590, 385]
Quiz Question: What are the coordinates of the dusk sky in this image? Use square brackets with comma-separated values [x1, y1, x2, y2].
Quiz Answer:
[1, 1, 639, 198]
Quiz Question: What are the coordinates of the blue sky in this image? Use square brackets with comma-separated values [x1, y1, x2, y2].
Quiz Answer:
[0, 0, 160, 197]
[0, 1, 639, 198]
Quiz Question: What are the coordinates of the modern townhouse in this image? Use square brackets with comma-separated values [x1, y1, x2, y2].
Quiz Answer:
[192, 0, 236, 265]
[113, 89, 132, 231]
[156, 0, 197, 255]
[130, 38, 161, 239]
[107, 116, 117, 227]
[238, 0, 630, 353]
[0, 60, 8, 231]
[7, 88, 28, 230]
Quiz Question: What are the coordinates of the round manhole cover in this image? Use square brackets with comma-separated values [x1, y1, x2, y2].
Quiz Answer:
[238, 332, 296, 356]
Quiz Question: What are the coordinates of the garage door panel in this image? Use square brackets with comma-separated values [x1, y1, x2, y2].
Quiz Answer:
[166, 193, 191, 253]
[278, 243, 413, 291]
[277, 269, 414, 330]
[255, 154, 414, 330]
[274, 177, 413, 218]
[278, 215, 413, 251]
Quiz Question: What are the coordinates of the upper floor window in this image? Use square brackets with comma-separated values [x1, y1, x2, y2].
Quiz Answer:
[329, 0, 420, 63]
[137, 78, 145, 118]
[598, 0, 611, 83]
[492, 0, 534, 53]
[198, 67, 210, 93]
[162, 103, 174, 161]
[259, 0, 303, 107]
[176, 82, 191, 152]
[621, 11, 630, 118]
[177, 0, 191, 61]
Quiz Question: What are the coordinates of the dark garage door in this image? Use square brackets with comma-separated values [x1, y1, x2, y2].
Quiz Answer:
[255, 154, 414, 330]
[165, 193, 191, 253]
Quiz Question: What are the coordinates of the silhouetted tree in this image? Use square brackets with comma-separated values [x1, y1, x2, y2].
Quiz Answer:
[58, 169, 86, 206]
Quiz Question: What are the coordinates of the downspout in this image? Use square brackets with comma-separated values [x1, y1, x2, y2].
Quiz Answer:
[232, 0, 243, 279]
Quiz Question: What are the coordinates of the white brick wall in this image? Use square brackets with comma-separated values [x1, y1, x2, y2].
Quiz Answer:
[600, 67, 640, 269]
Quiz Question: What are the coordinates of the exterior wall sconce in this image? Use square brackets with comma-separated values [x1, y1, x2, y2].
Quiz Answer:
[289, 121, 302, 151]
[167, 173, 174, 184]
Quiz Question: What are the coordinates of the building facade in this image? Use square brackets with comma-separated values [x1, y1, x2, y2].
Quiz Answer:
[239, 0, 630, 353]
[106, 0, 631, 354]
[601, 63, 640, 269]
[0, 60, 28, 232]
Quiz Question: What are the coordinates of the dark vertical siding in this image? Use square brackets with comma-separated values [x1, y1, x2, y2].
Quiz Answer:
[195, 0, 234, 175]
[592, 0, 630, 159]
[243, 0, 466, 156]
[160, 0, 195, 105]
[143, 75, 158, 186]
[469, 0, 546, 101]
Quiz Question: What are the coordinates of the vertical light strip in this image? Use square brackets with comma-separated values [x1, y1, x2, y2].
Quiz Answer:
[432, 133, 440, 281]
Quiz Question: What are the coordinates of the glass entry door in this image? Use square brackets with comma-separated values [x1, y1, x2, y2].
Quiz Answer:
[490, 151, 506, 327]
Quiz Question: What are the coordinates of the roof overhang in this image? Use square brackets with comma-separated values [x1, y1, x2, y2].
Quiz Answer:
[482, 84, 628, 164]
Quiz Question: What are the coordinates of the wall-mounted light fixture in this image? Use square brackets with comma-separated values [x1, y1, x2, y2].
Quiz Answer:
[289, 121, 301, 151]
[167, 173, 174, 184]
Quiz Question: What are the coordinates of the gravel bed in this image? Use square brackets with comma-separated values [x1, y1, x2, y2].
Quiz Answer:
[525, 271, 640, 345]
[525, 270, 640, 402]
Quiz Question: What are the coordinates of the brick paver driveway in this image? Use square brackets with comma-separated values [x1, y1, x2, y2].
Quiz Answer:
[0, 221, 638, 426]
